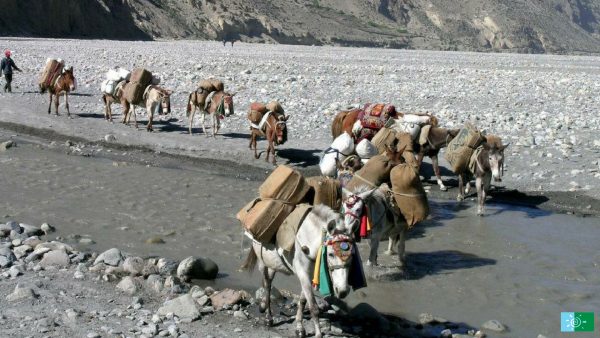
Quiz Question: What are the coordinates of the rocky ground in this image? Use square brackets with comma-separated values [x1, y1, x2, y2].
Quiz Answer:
[0, 220, 493, 338]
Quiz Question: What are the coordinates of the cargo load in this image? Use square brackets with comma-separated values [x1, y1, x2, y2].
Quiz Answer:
[247, 110, 263, 124]
[390, 164, 429, 228]
[250, 102, 268, 114]
[123, 82, 146, 105]
[356, 103, 397, 141]
[101, 79, 123, 97]
[388, 117, 421, 141]
[130, 68, 153, 86]
[276, 204, 313, 252]
[345, 153, 393, 191]
[371, 127, 397, 154]
[444, 123, 485, 174]
[320, 132, 355, 177]
[259, 165, 310, 205]
[266, 101, 285, 115]
[209, 78, 224, 92]
[106, 67, 131, 82]
[355, 139, 378, 160]
[237, 199, 295, 243]
[38, 58, 65, 91]
[306, 176, 341, 210]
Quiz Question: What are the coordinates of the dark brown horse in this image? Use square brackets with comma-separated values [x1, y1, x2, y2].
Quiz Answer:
[46, 67, 76, 117]
[187, 90, 235, 137]
[416, 127, 460, 191]
[249, 112, 289, 165]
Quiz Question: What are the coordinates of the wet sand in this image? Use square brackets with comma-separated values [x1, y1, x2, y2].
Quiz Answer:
[2, 133, 599, 337]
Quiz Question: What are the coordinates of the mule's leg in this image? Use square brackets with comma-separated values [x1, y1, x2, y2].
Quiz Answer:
[476, 176, 485, 216]
[54, 94, 60, 116]
[47, 93, 53, 115]
[132, 106, 138, 129]
[270, 140, 277, 165]
[146, 104, 154, 132]
[367, 235, 381, 266]
[385, 234, 399, 255]
[188, 106, 196, 135]
[294, 294, 307, 338]
[396, 226, 407, 268]
[295, 264, 322, 338]
[457, 173, 465, 201]
[259, 267, 276, 326]
[200, 112, 208, 136]
[65, 93, 71, 117]
[432, 155, 447, 191]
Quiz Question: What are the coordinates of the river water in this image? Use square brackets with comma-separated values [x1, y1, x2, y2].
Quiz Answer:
[1, 141, 598, 337]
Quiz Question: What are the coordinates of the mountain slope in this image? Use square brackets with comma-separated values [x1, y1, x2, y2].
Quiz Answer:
[1, 0, 600, 54]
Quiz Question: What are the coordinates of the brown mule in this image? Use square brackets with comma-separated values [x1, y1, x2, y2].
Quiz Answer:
[101, 82, 126, 122]
[331, 109, 360, 140]
[187, 90, 235, 137]
[47, 67, 76, 117]
[249, 112, 289, 165]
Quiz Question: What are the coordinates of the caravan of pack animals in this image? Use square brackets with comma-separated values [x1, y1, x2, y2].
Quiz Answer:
[36, 58, 508, 337]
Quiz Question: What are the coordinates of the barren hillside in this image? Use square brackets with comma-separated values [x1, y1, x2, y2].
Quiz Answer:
[1, 0, 600, 53]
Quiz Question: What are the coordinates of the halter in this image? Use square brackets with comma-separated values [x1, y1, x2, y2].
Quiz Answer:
[342, 194, 363, 219]
[323, 234, 354, 271]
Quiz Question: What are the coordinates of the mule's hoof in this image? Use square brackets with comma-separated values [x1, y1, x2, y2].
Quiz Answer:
[440, 186, 448, 192]
[384, 250, 396, 256]
[265, 318, 274, 327]
[259, 302, 267, 314]
[295, 329, 307, 338]
[456, 195, 464, 202]
[366, 260, 378, 267]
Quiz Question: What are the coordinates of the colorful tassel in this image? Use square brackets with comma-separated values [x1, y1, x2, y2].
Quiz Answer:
[312, 245, 323, 287]
[318, 246, 332, 296]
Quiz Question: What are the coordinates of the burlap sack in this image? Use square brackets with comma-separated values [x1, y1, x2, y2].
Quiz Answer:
[123, 82, 145, 105]
[444, 123, 485, 174]
[247, 110, 263, 124]
[130, 68, 153, 86]
[38, 59, 64, 90]
[209, 78, 224, 92]
[199, 79, 215, 92]
[390, 164, 429, 228]
[306, 177, 341, 210]
[371, 127, 397, 154]
[250, 102, 268, 114]
[237, 199, 295, 243]
[345, 154, 391, 191]
[276, 204, 312, 252]
[259, 165, 310, 205]
[266, 101, 284, 114]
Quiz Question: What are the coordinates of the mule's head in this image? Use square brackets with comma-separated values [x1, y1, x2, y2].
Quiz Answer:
[274, 114, 289, 145]
[161, 90, 173, 115]
[62, 66, 76, 91]
[323, 219, 354, 299]
[223, 92, 235, 117]
[341, 187, 375, 234]
[483, 142, 509, 182]
[447, 128, 460, 140]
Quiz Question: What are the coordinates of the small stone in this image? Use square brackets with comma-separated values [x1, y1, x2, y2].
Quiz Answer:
[481, 319, 507, 332]
[79, 238, 95, 245]
[418, 313, 435, 324]
[241, 69, 251, 74]
[94, 248, 123, 266]
[117, 276, 141, 295]
[74, 271, 85, 279]
[157, 258, 178, 275]
[157, 294, 201, 322]
[9, 265, 23, 278]
[440, 328, 452, 337]
[0, 140, 14, 150]
[177, 256, 219, 281]
[210, 289, 242, 310]
[40, 223, 55, 234]
[145, 274, 163, 293]
[6, 284, 38, 302]
[104, 134, 117, 142]
[39, 250, 70, 267]
[233, 310, 248, 320]
[13, 245, 32, 259]
[123, 256, 145, 276]
[142, 324, 158, 336]
[86, 332, 101, 338]
[145, 236, 165, 244]
[234, 328, 243, 333]
[255, 286, 283, 302]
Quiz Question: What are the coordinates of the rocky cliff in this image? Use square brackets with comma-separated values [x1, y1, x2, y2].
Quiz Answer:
[1, 0, 600, 54]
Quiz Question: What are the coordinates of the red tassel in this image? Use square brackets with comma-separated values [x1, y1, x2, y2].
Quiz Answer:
[359, 206, 368, 238]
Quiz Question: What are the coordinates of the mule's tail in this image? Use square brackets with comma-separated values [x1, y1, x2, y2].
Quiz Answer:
[240, 248, 257, 272]
[186, 92, 194, 118]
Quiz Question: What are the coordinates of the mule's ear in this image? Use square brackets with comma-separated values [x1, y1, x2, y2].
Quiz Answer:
[499, 143, 509, 151]
[357, 188, 376, 200]
[482, 142, 491, 151]
[284, 115, 290, 121]
[326, 219, 336, 234]
[341, 187, 352, 198]
[230, 92, 236, 97]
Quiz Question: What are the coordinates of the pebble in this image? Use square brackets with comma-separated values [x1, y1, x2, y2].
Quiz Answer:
[481, 319, 507, 332]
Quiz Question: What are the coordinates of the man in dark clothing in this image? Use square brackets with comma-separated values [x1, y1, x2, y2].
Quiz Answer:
[1, 50, 22, 93]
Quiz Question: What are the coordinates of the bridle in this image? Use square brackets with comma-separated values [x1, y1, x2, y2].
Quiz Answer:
[324, 234, 354, 271]
[342, 194, 364, 223]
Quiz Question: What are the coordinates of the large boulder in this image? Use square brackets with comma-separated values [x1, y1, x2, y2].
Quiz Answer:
[176, 256, 218, 281]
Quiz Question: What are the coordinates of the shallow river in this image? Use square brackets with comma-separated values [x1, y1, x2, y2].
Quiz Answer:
[1, 140, 598, 338]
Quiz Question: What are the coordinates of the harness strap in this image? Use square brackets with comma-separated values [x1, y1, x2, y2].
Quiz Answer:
[352, 173, 378, 189]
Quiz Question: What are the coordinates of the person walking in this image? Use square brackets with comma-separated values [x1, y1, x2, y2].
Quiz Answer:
[1, 50, 22, 93]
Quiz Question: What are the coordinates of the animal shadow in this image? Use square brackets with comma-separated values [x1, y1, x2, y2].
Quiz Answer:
[276, 148, 321, 167]
[404, 250, 496, 280]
